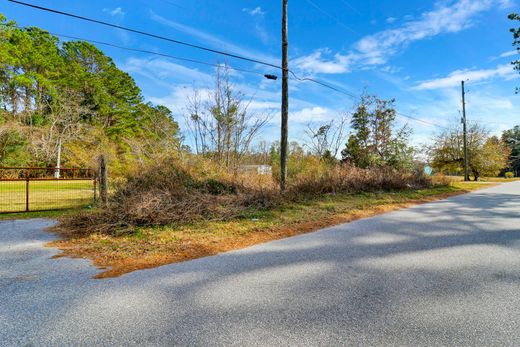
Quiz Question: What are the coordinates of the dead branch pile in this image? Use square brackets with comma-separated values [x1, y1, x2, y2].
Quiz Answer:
[60, 159, 432, 236]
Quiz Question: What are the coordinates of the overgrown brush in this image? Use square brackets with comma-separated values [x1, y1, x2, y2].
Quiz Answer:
[286, 164, 431, 198]
[60, 158, 432, 236]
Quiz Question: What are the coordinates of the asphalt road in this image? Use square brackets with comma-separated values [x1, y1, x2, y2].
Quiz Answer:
[2, 182, 520, 346]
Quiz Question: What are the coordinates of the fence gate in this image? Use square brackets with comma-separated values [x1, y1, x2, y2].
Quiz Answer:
[0, 167, 97, 213]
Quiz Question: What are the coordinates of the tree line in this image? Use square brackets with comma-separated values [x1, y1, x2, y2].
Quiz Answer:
[0, 15, 180, 174]
[0, 12, 518, 181]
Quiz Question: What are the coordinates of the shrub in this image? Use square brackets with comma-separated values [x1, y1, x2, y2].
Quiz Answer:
[286, 164, 432, 198]
[60, 157, 432, 236]
[431, 173, 454, 186]
[505, 171, 515, 179]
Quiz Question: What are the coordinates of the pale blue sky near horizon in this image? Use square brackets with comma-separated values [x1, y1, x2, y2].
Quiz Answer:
[1, 0, 519, 150]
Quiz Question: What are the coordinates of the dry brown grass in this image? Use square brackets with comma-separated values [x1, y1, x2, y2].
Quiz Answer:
[49, 185, 479, 279]
[51, 157, 488, 278]
[57, 158, 433, 237]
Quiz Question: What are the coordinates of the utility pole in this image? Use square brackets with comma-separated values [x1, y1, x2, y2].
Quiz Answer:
[461, 80, 469, 182]
[54, 137, 62, 179]
[280, 0, 289, 191]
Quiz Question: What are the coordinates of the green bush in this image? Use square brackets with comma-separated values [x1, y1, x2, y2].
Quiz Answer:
[505, 172, 514, 179]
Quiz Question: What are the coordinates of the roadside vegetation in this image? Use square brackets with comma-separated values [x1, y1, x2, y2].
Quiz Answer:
[0, 15, 181, 174]
[52, 180, 485, 278]
[1, 13, 519, 277]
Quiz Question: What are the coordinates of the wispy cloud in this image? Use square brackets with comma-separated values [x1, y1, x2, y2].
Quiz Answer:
[242, 7, 270, 44]
[294, 0, 505, 74]
[149, 11, 278, 65]
[122, 57, 214, 86]
[500, 50, 518, 58]
[243, 7, 265, 17]
[489, 49, 518, 61]
[413, 64, 517, 90]
[103, 7, 125, 17]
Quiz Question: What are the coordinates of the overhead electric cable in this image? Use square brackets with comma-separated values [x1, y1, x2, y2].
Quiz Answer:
[289, 71, 357, 97]
[8, 0, 281, 69]
[6, 1, 452, 131]
[396, 112, 449, 129]
[304, 0, 358, 34]
[7, 0, 371, 102]
[50, 32, 269, 77]
[156, 0, 186, 9]
[338, 0, 362, 16]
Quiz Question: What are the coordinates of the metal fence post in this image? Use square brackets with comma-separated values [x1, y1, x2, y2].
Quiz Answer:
[25, 169, 29, 212]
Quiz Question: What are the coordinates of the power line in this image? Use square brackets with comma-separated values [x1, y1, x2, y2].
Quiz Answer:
[155, 0, 186, 9]
[396, 112, 449, 130]
[289, 71, 357, 97]
[8, 0, 281, 69]
[293, 72, 449, 129]
[304, 0, 358, 35]
[7, 0, 370, 102]
[63, 32, 360, 98]
[49, 32, 269, 77]
[5, 1, 452, 131]
[0, 22, 271, 77]
[338, 0, 362, 16]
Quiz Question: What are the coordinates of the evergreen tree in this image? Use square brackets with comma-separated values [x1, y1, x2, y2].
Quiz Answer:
[341, 95, 414, 170]
[0, 14, 180, 172]
[509, 13, 520, 92]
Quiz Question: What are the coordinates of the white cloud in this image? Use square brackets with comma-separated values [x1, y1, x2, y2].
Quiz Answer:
[414, 64, 517, 90]
[292, 49, 353, 74]
[490, 49, 518, 60]
[147, 85, 211, 112]
[243, 7, 265, 16]
[399, 85, 520, 145]
[500, 50, 518, 58]
[103, 7, 125, 17]
[290, 107, 336, 123]
[497, 0, 516, 9]
[293, 0, 503, 74]
[386, 17, 397, 24]
[354, 0, 496, 65]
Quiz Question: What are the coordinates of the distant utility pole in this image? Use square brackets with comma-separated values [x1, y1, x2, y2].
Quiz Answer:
[280, 0, 289, 191]
[54, 138, 62, 179]
[461, 80, 469, 182]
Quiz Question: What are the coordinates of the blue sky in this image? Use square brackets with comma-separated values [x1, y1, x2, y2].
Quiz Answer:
[2, 0, 519, 149]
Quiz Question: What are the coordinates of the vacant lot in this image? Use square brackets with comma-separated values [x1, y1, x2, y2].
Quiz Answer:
[52, 181, 489, 278]
[0, 180, 94, 213]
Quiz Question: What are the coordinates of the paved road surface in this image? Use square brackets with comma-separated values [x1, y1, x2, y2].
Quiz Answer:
[2, 182, 520, 346]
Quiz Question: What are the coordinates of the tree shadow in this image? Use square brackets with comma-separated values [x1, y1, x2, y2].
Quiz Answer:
[9, 185, 520, 345]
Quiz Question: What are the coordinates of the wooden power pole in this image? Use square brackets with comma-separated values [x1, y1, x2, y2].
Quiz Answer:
[461, 80, 469, 182]
[98, 155, 108, 205]
[280, 0, 289, 191]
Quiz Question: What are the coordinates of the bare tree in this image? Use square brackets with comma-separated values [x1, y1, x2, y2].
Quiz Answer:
[30, 89, 85, 166]
[185, 65, 271, 171]
[305, 114, 349, 158]
[185, 89, 210, 156]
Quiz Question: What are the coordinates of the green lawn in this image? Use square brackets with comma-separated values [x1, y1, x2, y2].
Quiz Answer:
[0, 180, 95, 213]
